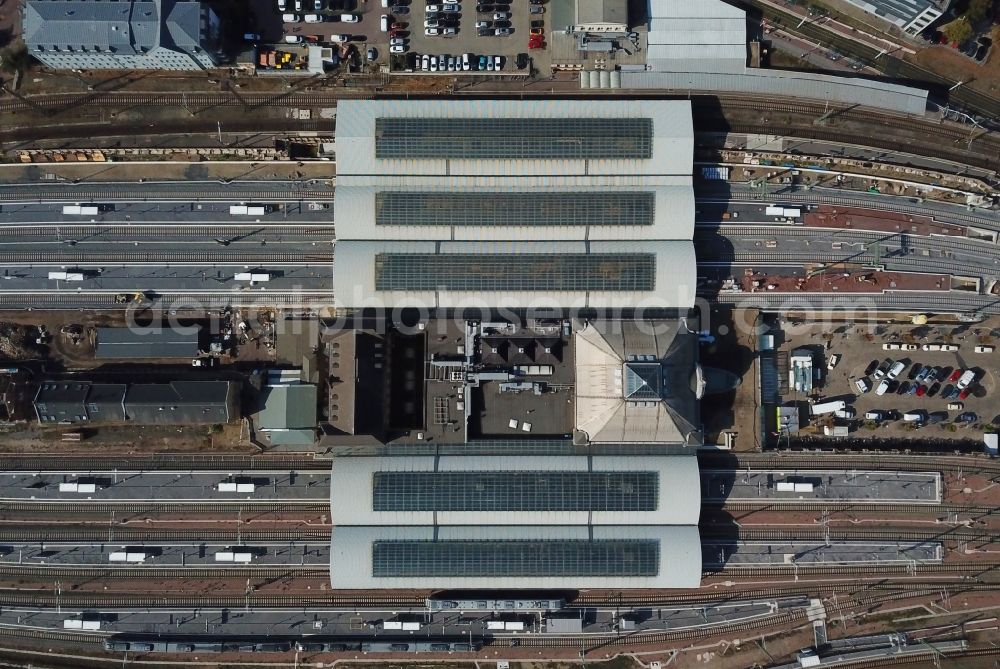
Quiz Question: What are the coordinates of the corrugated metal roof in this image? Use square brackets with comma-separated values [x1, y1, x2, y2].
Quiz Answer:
[332, 240, 696, 310]
[328, 455, 701, 527]
[328, 525, 702, 589]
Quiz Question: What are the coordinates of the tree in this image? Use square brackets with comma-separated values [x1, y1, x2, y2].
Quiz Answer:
[966, 0, 993, 23]
[941, 17, 973, 44]
[0, 44, 28, 75]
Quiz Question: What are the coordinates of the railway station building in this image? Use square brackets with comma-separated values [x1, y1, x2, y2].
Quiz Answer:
[327, 99, 704, 591]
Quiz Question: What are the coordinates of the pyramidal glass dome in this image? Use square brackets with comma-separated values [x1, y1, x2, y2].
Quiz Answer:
[623, 362, 663, 400]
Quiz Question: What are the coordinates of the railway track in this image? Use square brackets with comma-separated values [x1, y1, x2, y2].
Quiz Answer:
[0, 527, 329, 542]
[0, 249, 332, 265]
[0, 501, 329, 516]
[0, 566, 327, 578]
[0, 187, 335, 204]
[696, 187, 1000, 232]
[711, 501, 995, 516]
[698, 452, 1000, 477]
[0, 454, 330, 470]
[703, 527, 992, 543]
[0, 225, 337, 240]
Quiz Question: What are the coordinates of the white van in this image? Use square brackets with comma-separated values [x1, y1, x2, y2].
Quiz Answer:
[903, 410, 927, 422]
[380, 13, 389, 30]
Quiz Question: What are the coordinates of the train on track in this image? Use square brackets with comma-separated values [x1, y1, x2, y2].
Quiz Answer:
[104, 637, 481, 653]
[427, 597, 565, 612]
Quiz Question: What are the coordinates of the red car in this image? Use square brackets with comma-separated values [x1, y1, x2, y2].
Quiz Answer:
[948, 369, 962, 383]
[391, 21, 408, 29]
[916, 384, 926, 397]
[958, 388, 971, 400]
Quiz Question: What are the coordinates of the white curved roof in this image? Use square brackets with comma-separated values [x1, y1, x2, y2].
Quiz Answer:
[329, 455, 702, 527]
[333, 184, 695, 241]
[332, 240, 696, 310]
[335, 99, 694, 179]
[328, 524, 703, 590]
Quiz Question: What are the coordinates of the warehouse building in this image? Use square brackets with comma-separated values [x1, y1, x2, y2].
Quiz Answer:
[328, 455, 702, 589]
[34, 379, 238, 425]
[95, 327, 200, 360]
[332, 99, 696, 313]
[22, 0, 222, 71]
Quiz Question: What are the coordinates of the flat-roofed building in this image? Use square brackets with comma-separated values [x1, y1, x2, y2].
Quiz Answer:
[124, 381, 238, 425]
[95, 327, 200, 360]
[329, 455, 701, 589]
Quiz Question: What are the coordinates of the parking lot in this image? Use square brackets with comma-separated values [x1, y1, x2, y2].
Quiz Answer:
[778, 321, 998, 439]
[388, 0, 543, 71]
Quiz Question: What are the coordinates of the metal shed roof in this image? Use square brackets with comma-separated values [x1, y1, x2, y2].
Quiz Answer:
[332, 240, 696, 310]
[95, 327, 199, 359]
[329, 524, 702, 589]
[257, 384, 318, 431]
[329, 455, 701, 527]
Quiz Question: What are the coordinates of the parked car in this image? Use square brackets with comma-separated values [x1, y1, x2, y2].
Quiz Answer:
[441, 4, 459, 10]
[927, 382, 941, 397]
[885, 361, 905, 380]
[903, 410, 927, 423]
[882, 342, 901, 350]
[282, 12, 301, 21]
[313, 0, 325, 8]
[476, 3, 495, 10]
[956, 412, 978, 423]
[478, 54, 488, 69]
[304, 13, 327, 22]
[915, 367, 932, 383]
[495, 26, 511, 35]
[389, 44, 407, 53]
[915, 384, 927, 397]
[367, 47, 378, 61]
[854, 377, 871, 394]
[427, 4, 442, 10]
[896, 381, 910, 395]
[835, 407, 856, 420]
[284, 34, 304, 42]
[907, 363, 922, 380]
[278, 0, 287, 10]
[529, 5, 543, 12]
[424, 18, 440, 26]
[875, 380, 890, 396]
[865, 410, 886, 421]
[392, 5, 410, 13]
[493, 11, 510, 19]
[339, 13, 360, 21]
[873, 359, 893, 380]
[974, 345, 995, 353]
[947, 401, 963, 411]
[461, 52, 471, 69]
